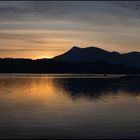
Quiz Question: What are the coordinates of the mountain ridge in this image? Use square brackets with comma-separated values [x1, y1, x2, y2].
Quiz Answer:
[53, 46, 140, 67]
[0, 46, 140, 74]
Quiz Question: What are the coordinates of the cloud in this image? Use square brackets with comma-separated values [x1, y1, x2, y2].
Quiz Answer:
[0, 32, 45, 44]
[0, 48, 49, 52]
[0, 1, 140, 25]
[0, 1, 140, 58]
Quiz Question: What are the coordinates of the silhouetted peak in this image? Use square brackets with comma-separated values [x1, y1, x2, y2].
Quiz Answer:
[53, 46, 140, 67]
[124, 51, 140, 56]
[129, 51, 139, 54]
[111, 51, 120, 55]
[85, 46, 103, 50]
[82, 46, 110, 54]
[70, 46, 108, 52]
[71, 46, 81, 50]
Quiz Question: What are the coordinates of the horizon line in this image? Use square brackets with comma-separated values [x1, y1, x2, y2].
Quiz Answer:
[0, 46, 140, 60]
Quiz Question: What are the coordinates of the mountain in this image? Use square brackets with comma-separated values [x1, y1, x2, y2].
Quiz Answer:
[0, 46, 140, 74]
[53, 46, 140, 67]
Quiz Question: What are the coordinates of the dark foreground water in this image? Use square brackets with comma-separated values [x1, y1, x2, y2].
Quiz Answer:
[1, 74, 140, 139]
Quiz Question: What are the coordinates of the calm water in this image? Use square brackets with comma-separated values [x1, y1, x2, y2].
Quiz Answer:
[1, 74, 140, 139]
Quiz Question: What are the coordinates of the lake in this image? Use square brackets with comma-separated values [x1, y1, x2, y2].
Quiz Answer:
[1, 74, 140, 139]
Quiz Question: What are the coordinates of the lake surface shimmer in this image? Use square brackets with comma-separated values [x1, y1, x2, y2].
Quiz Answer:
[1, 74, 140, 139]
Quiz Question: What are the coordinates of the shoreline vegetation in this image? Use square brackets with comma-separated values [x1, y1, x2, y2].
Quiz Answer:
[1, 47, 140, 74]
[0, 58, 140, 74]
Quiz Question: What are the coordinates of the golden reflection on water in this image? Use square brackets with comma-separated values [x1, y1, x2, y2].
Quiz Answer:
[1, 75, 140, 138]
[0, 74, 140, 108]
[0, 76, 70, 106]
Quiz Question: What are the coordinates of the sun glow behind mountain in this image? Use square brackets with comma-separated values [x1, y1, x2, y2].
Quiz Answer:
[1, 1, 140, 59]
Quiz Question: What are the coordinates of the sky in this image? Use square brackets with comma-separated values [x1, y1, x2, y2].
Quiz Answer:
[1, 1, 140, 59]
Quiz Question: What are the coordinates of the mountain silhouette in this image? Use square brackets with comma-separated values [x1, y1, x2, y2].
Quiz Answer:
[0, 46, 140, 74]
[53, 46, 140, 67]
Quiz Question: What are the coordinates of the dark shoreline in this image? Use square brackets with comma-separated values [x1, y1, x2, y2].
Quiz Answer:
[0, 58, 140, 74]
[0, 73, 140, 80]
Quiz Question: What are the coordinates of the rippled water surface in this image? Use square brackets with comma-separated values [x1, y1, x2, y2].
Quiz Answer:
[1, 74, 140, 139]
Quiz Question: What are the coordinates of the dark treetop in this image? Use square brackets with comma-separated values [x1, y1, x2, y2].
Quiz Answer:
[1, 46, 140, 74]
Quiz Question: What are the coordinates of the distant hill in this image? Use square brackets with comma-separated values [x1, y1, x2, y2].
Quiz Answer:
[53, 46, 140, 67]
[0, 46, 140, 74]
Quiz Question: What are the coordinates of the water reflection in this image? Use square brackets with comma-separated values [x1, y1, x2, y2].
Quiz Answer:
[1, 75, 140, 139]
[1, 75, 140, 101]
[54, 78, 140, 100]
